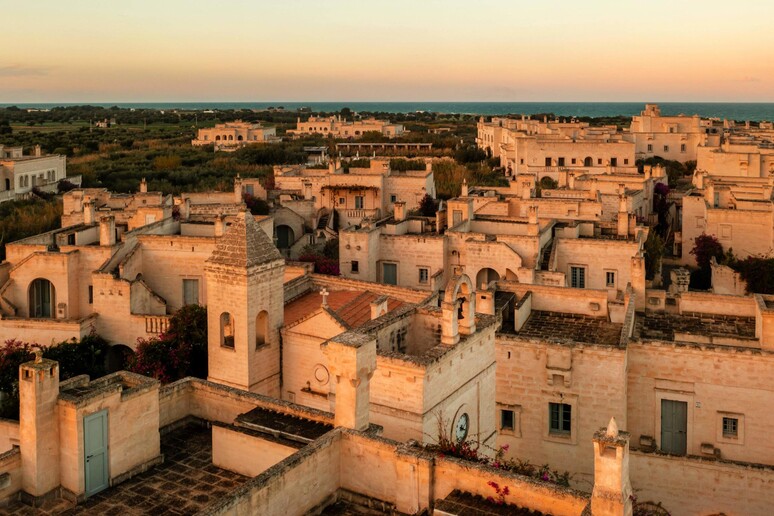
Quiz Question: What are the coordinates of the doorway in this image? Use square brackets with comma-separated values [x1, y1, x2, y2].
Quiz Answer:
[84, 410, 109, 497]
[660, 399, 687, 455]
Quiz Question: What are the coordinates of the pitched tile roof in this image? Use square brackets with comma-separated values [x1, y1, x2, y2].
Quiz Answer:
[207, 210, 283, 268]
[284, 289, 404, 329]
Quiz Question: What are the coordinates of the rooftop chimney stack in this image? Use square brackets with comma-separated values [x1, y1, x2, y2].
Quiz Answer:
[99, 216, 116, 246]
[214, 214, 226, 237]
[140, 177, 147, 193]
[83, 201, 95, 225]
[394, 201, 406, 222]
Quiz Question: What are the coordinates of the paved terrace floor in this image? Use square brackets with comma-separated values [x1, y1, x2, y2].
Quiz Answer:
[2, 423, 248, 515]
[634, 311, 756, 342]
[503, 310, 623, 346]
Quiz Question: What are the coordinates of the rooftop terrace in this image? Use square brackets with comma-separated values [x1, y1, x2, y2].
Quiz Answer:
[634, 311, 756, 343]
[503, 310, 623, 346]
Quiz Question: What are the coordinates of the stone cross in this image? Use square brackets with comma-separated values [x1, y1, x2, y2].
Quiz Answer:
[320, 288, 329, 307]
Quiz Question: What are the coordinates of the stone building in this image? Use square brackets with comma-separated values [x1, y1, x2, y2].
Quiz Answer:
[0, 144, 70, 203]
[270, 158, 435, 257]
[340, 182, 648, 303]
[191, 121, 279, 150]
[625, 103, 716, 162]
[680, 172, 774, 263]
[477, 116, 637, 179]
[289, 115, 404, 139]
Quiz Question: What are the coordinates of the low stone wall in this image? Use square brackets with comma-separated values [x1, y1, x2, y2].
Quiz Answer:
[212, 423, 299, 477]
[434, 456, 589, 516]
[201, 429, 342, 516]
[0, 419, 19, 454]
[0, 447, 22, 506]
[158, 377, 334, 430]
[630, 450, 774, 516]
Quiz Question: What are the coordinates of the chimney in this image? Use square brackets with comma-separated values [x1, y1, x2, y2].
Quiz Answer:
[323, 335, 377, 431]
[83, 201, 95, 225]
[461, 179, 469, 197]
[140, 177, 147, 193]
[19, 357, 61, 497]
[394, 201, 406, 222]
[370, 296, 389, 320]
[568, 172, 576, 190]
[558, 169, 568, 188]
[303, 182, 312, 200]
[527, 206, 539, 236]
[214, 214, 226, 237]
[34, 144, 42, 157]
[591, 418, 633, 516]
[425, 161, 432, 172]
[99, 216, 116, 246]
[328, 161, 336, 174]
[617, 194, 629, 237]
[234, 175, 243, 204]
[182, 197, 191, 220]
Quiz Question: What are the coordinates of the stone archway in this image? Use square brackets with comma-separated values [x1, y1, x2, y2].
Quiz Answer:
[106, 344, 134, 373]
[475, 268, 500, 289]
[276, 224, 295, 249]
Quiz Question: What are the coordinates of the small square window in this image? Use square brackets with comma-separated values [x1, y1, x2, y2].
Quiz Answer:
[339, 197, 346, 205]
[549, 402, 571, 435]
[351, 260, 359, 273]
[723, 417, 738, 438]
[418, 268, 429, 284]
[664, 145, 669, 152]
[501, 410, 514, 431]
[647, 144, 653, 152]
[681, 144, 686, 152]
[571, 158, 577, 164]
[597, 158, 602, 165]
[624, 159, 629, 165]
[606, 271, 616, 288]
[390, 195, 397, 203]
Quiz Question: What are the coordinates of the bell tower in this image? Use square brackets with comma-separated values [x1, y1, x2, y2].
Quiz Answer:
[205, 210, 285, 396]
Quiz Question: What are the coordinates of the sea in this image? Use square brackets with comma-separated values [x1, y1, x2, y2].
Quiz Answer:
[3, 102, 774, 121]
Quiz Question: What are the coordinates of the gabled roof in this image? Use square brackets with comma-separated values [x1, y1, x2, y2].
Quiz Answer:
[206, 210, 282, 268]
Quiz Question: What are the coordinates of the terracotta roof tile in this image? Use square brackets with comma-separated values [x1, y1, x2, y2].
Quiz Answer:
[284, 289, 404, 329]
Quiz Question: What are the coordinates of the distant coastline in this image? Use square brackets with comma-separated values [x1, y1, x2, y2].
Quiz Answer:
[2, 102, 774, 121]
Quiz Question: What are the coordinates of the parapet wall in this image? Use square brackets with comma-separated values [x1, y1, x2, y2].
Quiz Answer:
[630, 451, 774, 515]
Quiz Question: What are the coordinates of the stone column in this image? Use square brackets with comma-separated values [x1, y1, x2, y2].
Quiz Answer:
[591, 418, 633, 516]
[324, 333, 376, 431]
[19, 356, 61, 499]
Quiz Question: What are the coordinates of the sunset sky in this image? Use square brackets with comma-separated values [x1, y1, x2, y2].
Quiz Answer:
[2, 0, 773, 103]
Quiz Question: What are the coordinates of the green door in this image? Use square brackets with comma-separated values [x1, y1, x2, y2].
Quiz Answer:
[660, 399, 687, 455]
[382, 263, 397, 285]
[84, 410, 109, 497]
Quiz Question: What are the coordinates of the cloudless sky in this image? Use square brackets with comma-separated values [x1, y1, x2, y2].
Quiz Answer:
[1, 0, 773, 102]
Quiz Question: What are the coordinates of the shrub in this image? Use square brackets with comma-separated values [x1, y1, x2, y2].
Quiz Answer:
[690, 233, 723, 270]
[418, 194, 437, 217]
[128, 304, 208, 383]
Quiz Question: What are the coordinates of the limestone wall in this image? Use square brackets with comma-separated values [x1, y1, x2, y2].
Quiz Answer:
[434, 456, 589, 516]
[0, 419, 19, 454]
[202, 430, 342, 516]
[496, 337, 627, 488]
[0, 447, 22, 505]
[627, 341, 774, 465]
[212, 424, 298, 477]
[630, 451, 774, 516]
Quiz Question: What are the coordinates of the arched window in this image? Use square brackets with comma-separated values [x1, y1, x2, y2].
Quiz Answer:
[215, 135, 221, 141]
[228, 135, 233, 141]
[237, 135, 243, 141]
[29, 278, 55, 318]
[220, 312, 235, 348]
[255, 311, 268, 348]
[584, 156, 593, 167]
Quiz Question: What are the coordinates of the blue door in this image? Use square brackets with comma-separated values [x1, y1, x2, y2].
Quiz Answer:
[84, 410, 109, 497]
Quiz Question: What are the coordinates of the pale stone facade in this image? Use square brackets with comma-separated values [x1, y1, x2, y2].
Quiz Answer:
[191, 120, 278, 149]
[0, 144, 69, 203]
[625, 103, 714, 162]
[289, 115, 404, 139]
